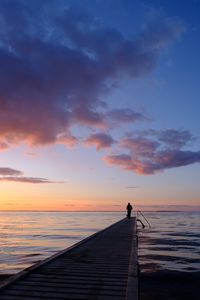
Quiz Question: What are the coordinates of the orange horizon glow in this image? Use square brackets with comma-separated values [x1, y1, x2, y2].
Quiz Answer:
[0, 1, 200, 218]
[0, 199, 199, 212]
[0, 165, 199, 212]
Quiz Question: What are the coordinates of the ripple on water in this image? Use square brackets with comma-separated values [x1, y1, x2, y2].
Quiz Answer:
[138, 212, 200, 273]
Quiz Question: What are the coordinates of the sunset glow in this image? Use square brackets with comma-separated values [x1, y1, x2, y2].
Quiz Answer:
[0, 0, 199, 211]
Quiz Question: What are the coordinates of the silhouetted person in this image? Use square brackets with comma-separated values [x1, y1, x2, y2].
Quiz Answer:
[126, 202, 133, 218]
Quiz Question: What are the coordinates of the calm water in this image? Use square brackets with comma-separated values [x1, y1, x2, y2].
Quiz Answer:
[0, 211, 123, 274]
[0, 211, 199, 275]
[138, 211, 200, 273]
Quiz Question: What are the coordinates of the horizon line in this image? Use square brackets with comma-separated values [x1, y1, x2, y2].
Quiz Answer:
[0, 209, 199, 213]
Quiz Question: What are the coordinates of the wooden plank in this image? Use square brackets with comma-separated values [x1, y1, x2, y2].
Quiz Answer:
[27, 273, 127, 284]
[1, 288, 126, 299]
[19, 279, 126, 289]
[7, 281, 126, 292]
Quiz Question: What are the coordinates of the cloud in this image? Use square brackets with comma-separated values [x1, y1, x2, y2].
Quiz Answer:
[139, 8, 185, 51]
[0, 166, 62, 183]
[0, 141, 9, 151]
[71, 108, 105, 128]
[104, 129, 200, 174]
[104, 154, 133, 169]
[104, 150, 200, 174]
[2, 3, 195, 176]
[0, 177, 62, 184]
[0, 1, 184, 149]
[120, 136, 159, 156]
[106, 108, 148, 124]
[84, 133, 115, 150]
[158, 129, 194, 149]
[125, 186, 139, 189]
[155, 150, 200, 169]
[0, 167, 23, 176]
[56, 133, 78, 148]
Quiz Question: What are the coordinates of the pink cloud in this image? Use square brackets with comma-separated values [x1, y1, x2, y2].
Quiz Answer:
[104, 154, 133, 169]
[0, 141, 9, 151]
[104, 150, 200, 175]
[0, 167, 62, 183]
[104, 153, 157, 174]
[85, 133, 115, 150]
[0, 177, 62, 184]
[0, 167, 23, 176]
[104, 129, 200, 174]
[120, 137, 159, 156]
[56, 133, 78, 148]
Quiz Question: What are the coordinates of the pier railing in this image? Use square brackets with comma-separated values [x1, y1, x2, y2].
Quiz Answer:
[136, 210, 151, 228]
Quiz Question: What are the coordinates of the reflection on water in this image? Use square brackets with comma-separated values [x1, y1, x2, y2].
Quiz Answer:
[0, 211, 199, 274]
[0, 211, 123, 274]
[138, 211, 200, 273]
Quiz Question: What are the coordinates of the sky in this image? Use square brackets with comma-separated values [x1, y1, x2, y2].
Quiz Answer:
[0, 0, 199, 211]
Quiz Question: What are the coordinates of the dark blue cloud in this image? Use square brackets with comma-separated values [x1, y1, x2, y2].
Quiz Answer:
[158, 129, 194, 149]
[107, 108, 148, 123]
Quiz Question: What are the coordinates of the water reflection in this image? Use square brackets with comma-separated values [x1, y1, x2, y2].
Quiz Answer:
[0, 211, 124, 274]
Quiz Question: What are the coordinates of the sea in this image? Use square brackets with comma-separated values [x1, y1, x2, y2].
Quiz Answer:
[0, 211, 199, 299]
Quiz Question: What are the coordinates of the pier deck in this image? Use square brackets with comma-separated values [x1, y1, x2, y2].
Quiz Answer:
[0, 217, 138, 300]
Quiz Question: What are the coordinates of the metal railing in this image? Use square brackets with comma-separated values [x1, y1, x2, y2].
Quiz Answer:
[136, 210, 151, 228]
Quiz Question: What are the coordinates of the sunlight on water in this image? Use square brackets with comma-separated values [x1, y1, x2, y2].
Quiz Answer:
[0, 211, 199, 275]
[0, 211, 124, 274]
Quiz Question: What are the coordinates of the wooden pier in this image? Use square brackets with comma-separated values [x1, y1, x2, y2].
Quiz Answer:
[0, 217, 138, 300]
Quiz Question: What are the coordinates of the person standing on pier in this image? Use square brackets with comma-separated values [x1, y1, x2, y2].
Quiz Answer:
[126, 202, 133, 218]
